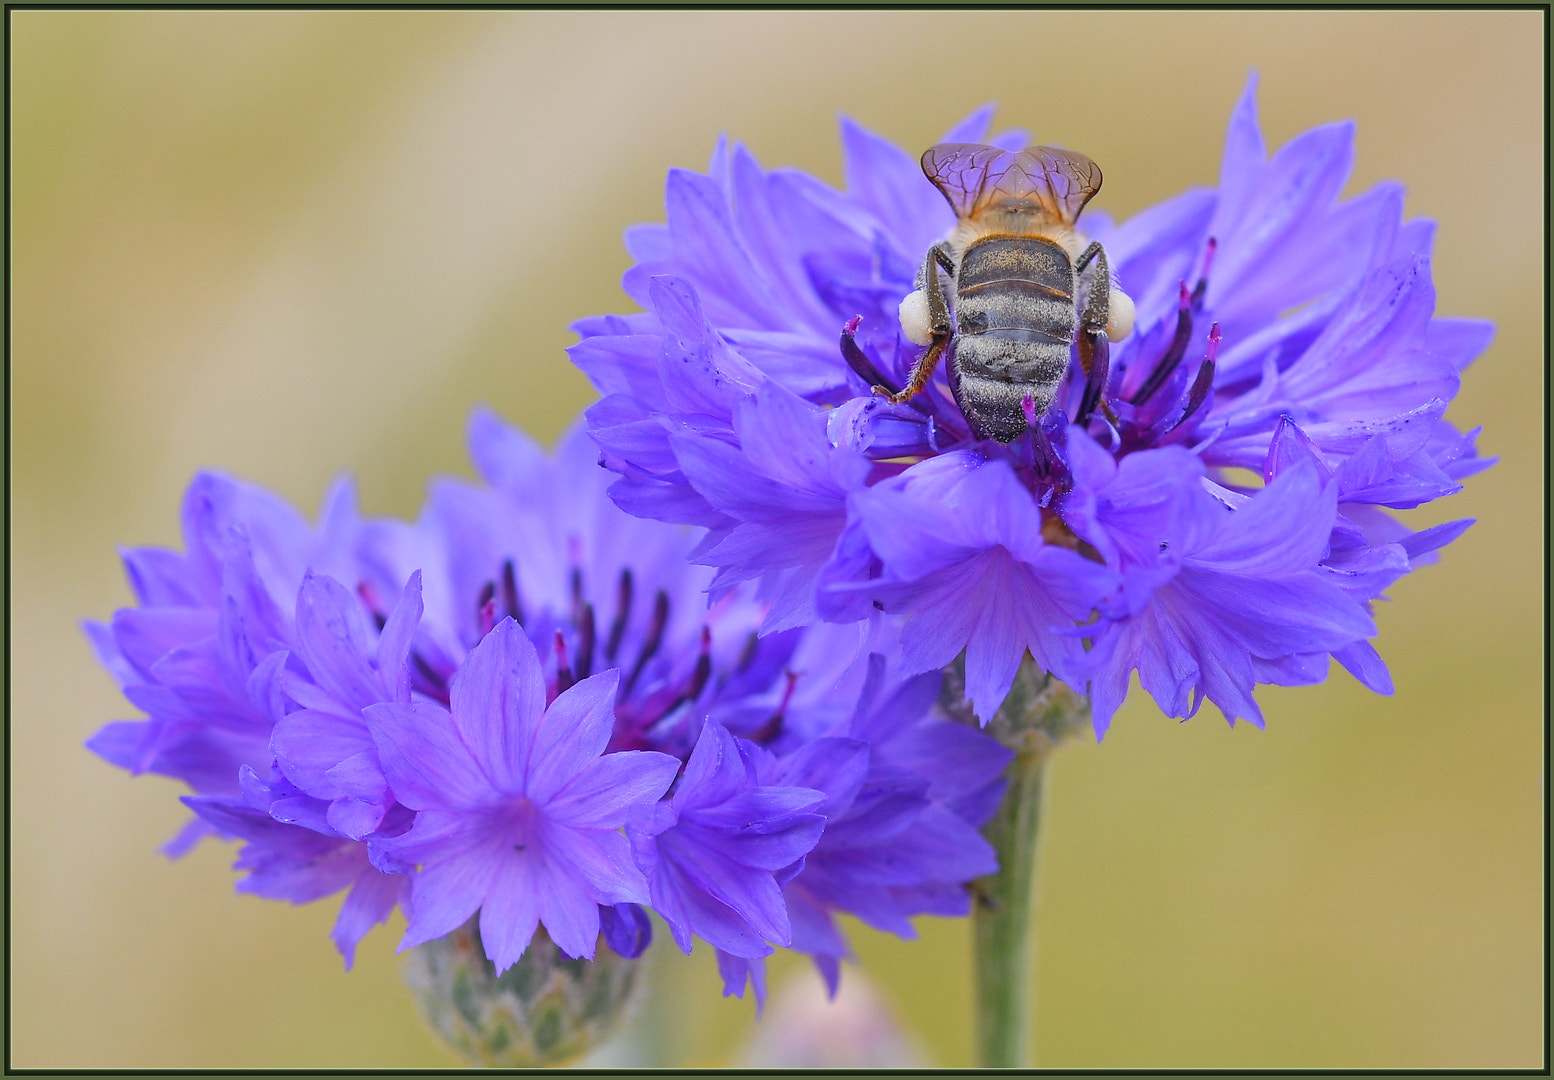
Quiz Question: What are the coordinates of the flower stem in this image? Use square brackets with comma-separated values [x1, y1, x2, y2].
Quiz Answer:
[943, 656, 1090, 1069]
[972, 744, 1050, 1068]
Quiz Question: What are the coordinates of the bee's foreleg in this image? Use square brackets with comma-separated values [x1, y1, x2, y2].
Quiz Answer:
[880, 245, 955, 403]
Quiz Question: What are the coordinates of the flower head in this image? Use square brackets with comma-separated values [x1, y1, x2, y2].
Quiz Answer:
[572, 74, 1490, 733]
[87, 407, 1012, 991]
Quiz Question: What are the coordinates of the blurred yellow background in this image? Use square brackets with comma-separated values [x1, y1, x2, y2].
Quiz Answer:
[10, 10, 1543, 1069]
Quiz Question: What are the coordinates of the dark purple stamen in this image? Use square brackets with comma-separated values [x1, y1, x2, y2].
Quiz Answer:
[569, 567, 584, 626]
[748, 670, 799, 744]
[686, 627, 712, 701]
[734, 631, 759, 673]
[1189, 237, 1217, 308]
[476, 581, 497, 636]
[499, 559, 524, 624]
[1025, 408, 1073, 498]
[841, 317, 905, 399]
[576, 602, 596, 680]
[622, 589, 670, 697]
[1177, 324, 1221, 427]
[410, 652, 451, 706]
[656, 626, 715, 720]
[357, 582, 388, 631]
[604, 567, 634, 662]
[554, 630, 575, 695]
[1131, 282, 1194, 406]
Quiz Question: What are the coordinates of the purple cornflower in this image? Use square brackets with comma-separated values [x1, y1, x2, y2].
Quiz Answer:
[572, 74, 1491, 733]
[87, 407, 1013, 990]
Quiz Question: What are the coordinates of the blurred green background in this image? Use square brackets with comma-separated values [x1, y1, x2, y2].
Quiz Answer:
[10, 10, 1543, 1069]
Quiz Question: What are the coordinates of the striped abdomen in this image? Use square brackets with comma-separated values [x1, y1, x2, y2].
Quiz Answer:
[950, 236, 1076, 442]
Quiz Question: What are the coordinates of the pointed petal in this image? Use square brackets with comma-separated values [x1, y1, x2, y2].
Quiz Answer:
[546, 750, 680, 830]
[331, 869, 404, 969]
[364, 701, 491, 811]
[447, 618, 546, 792]
[526, 669, 620, 800]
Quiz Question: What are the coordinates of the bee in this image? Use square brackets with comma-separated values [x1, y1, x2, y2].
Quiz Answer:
[881, 143, 1135, 443]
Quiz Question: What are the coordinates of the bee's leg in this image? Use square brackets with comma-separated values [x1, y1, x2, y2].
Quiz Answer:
[1074, 242, 1115, 424]
[1076, 327, 1111, 425]
[931, 243, 957, 278]
[879, 336, 948, 404]
[879, 245, 955, 404]
[1074, 242, 1110, 335]
[1077, 241, 1135, 343]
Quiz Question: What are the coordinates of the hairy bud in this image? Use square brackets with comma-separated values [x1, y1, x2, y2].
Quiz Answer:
[939, 653, 1091, 755]
[404, 919, 643, 1068]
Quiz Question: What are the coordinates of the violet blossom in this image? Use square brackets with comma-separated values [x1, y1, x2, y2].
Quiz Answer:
[572, 73, 1490, 733]
[86, 408, 1012, 996]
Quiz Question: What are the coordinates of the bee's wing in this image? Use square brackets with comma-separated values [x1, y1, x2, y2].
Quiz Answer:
[1011, 146, 1103, 225]
[921, 142, 1102, 225]
[920, 142, 1014, 219]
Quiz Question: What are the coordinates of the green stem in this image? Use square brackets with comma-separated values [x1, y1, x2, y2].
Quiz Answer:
[942, 656, 1089, 1069]
[973, 745, 1050, 1068]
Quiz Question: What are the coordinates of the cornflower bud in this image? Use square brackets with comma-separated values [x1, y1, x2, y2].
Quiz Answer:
[404, 920, 642, 1068]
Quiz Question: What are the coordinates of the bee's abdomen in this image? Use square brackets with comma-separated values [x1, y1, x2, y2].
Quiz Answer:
[952, 237, 1075, 395]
